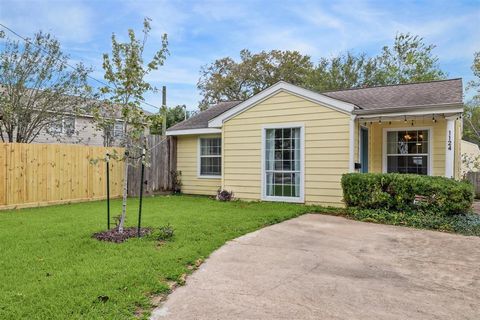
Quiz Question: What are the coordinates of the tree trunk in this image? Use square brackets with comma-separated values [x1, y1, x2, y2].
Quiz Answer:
[118, 156, 129, 233]
[118, 121, 129, 233]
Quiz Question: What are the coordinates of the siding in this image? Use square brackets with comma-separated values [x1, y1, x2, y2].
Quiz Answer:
[367, 118, 451, 177]
[176, 135, 221, 196]
[222, 90, 350, 206]
[32, 117, 106, 146]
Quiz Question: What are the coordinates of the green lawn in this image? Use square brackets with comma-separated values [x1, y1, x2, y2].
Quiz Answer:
[0, 195, 321, 320]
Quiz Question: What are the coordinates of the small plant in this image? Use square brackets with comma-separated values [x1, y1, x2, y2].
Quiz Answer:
[113, 215, 122, 229]
[216, 189, 234, 201]
[171, 170, 182, 194]
[157, 224, 174, 241]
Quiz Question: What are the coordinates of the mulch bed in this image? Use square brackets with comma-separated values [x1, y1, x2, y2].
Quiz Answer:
[93, 227, 151, 243]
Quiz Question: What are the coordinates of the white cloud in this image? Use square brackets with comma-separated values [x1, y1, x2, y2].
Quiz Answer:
[0, 0, 95, 43]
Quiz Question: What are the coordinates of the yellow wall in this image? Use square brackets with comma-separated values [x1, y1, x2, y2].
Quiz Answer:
[222, 90, 350, 206]
[364, 118, 460, 177]
[176, 135, 221, 196]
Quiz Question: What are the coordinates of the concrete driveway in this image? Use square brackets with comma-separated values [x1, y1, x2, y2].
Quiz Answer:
[152, 214, 480, 320]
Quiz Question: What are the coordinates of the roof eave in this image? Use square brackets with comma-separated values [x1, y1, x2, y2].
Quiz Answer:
[354, 103, 464, 117]
[166, 128, 222, 136]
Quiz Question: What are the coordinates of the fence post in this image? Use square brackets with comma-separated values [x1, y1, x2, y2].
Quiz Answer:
[106, 152, 110, 230]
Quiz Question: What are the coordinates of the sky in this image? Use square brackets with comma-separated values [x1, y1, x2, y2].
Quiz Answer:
[0, 0, 479, 112]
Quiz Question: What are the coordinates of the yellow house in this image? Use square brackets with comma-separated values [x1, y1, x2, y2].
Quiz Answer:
[167, 79, 464, 207]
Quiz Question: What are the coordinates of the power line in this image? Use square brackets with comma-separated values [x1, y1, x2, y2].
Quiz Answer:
[0, 22, 162, 111]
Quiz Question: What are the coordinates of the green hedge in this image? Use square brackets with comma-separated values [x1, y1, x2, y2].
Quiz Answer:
[341, 173, 474, 215]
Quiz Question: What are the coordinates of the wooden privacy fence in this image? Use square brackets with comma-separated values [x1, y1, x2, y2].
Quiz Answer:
[0, 143, 125, 210]
[127, 135, 177, 196]
[466, 171, 480, 198]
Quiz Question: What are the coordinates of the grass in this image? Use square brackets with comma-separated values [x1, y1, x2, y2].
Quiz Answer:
[0, 195, 322, 320]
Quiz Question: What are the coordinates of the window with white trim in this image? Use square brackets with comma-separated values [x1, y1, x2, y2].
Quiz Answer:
[265, 127, 301, 198]
[199, 137, 221, 176]
[48, 116, 75, 136]
[386, 129, 429, 175]
[113, 121, 124, 138]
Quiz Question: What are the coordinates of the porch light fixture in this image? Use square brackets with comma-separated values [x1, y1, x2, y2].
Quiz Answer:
[404, 116, 407, 123]
[388, 121, 392, 125]
[411, 120, 414, 126]
[378, 117, 382, 124]
[432, 115, 437, 123]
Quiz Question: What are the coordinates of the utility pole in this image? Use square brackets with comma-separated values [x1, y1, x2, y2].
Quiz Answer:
[162, 86, 167, 136]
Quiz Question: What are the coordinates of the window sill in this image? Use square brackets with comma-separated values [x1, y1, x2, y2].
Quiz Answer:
[262, 196, 304, 203]
[198, 175, 222, 179]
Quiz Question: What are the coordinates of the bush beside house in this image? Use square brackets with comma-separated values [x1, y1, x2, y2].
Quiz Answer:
[341, 173, 480, 236]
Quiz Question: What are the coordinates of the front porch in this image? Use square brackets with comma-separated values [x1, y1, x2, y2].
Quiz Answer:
[353, 112, 462, 179]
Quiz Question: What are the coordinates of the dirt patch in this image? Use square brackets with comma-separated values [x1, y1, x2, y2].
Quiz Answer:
[93, 227, 151, 243]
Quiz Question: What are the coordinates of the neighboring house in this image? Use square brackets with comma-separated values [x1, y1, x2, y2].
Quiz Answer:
[167, 79, 463, 206]
[18, 105, 153, 146]
[461, 139, 480, 175]
[32, 113, 125, 146]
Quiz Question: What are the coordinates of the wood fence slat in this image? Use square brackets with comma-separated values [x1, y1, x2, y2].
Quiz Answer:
[127, 135, 176, 196]
[0, 143, 125, 210]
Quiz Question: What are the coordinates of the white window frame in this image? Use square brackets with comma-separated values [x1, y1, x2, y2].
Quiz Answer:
[197, 136, 222, 179]
[261, 123, 305, 203]
[382, 126, 433, 176]
[48, 116, 75, 136]
[113, 121, 124, 138]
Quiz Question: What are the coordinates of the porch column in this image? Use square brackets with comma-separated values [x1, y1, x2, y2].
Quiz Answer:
[445, 117, 455, 178]
[349, 115, 356, 172]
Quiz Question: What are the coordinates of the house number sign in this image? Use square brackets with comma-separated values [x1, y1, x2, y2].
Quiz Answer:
[447, 130, 452, 151]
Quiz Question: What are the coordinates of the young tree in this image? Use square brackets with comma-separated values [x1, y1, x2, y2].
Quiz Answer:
[197, 49, 313, 110]
[98, 18, 168, 232]
[374, 33, 446, 85]
[0, 31, 92, 143]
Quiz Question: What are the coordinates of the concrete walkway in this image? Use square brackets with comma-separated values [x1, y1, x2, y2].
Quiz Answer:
[151, 214, 480, 320]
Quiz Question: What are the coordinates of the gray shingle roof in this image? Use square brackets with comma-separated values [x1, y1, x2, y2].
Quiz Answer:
[168, 79, 462, 131]
[323, 78, 462, 113]
[168, 101, 242, 131]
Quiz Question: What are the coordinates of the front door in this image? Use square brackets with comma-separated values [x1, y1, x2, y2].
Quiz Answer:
[360, 127, 368, 173]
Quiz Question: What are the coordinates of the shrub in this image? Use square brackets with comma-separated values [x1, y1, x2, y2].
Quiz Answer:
[216, 189, 234, 201]
[171, 170, 182, 194]
[341, 173, 474, 215]
[157, 224, 174, 241]
[346, 208, 480, 236]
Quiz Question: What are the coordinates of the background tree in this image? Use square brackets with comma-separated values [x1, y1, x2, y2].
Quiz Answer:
[149, 104, 196, 134]
[305, 52, 378, 92]
[463, 51, 480, 145]
[198, 33, 446, 109]
[373, 33, 446, 85]
[197, 49, 313, 110]
[96, 18, 168, 233]
[0, 31, 92, 143]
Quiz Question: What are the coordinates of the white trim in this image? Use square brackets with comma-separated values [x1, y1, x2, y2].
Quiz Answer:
[197, 136, 222, 179]
[208, 81, 356, 127]
[357, 108, 463, 119]
[382, 127, 433, 176]
[349, 115, 356, 172]
[166, 128, 221, 136]
[445, 118, 455, 178]
[261, 122, 305, 203]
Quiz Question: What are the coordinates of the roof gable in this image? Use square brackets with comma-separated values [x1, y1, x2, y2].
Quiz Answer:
[208, 81, 356, 128]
